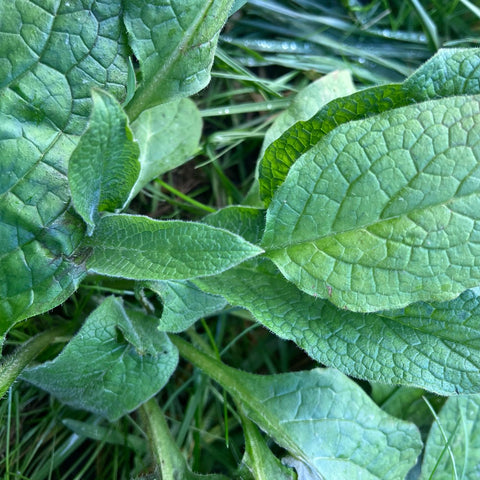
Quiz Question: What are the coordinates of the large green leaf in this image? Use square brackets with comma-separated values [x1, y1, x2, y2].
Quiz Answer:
[68, 89, 140, 233]
[0, 0, 129, 332]
[173, 338, 423, 480]
[124, 0, 234, 119]
[84, 214, 263, 281]
[130, 98, 202, 199]
[259, 48, 480, 204]
[196, 263, 480, 395]
[263, 94, 480, 312]
[21, 296, 178, 421]
[420, 394, 480, 479]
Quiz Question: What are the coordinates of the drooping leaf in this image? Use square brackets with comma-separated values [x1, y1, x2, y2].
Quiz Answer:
[84, 214, 263, 281]
[145, 280, 227, 333]
[420, 394, 480, 479]
[263, 94, 480, 312]
[21, 297, 178, 421]
[260, 47, 480, 204]
[129, 98, 202, 199]
[124, 0, 234, 119]
[196, 264, 480, 395]
[0, 0, 129, 332]
[68, 89, 140, 233]
[173, 338, 423, 480]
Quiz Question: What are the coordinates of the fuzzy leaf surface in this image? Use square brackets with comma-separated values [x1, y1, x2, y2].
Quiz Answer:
[146, 280, 227, 333]
[197, 265, 480, 395]
[130, 98, 202, 199]
[0, 0, 129, 331]
[85, 214, 263, 280]
[420, 394, 480, 479]
[124, 0, 233, 119]
[263, 95, 480, 311]
[68, 89, 140, 232]
[21, 297, 178, 421]
[175, 340, 422, 480]
[260, 48, 480, 204]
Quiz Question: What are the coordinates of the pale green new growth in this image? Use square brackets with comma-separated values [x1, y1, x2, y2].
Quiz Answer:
[130, 98, 202, 199]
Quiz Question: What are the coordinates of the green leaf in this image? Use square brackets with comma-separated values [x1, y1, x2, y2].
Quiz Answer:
[173, 338, 423, 480]
[124, 0, 234, 119]
[21, 297, 178, 421]
[203, 205, 266, 244]
[68, 89, 140, 233]
[260, 48, 480, 204]
[145, 280, 227, 333]
[0, 0, 129, 331]
[263, 94, 480, 312]
[130, 98, 202, 199]
[259, 70, 356, 162]
[196, 264, 480, 395]
[84, 214, 263, 281]
[420, 394, 480, 479]
[370, 385, 444, 439]
[142, 398, 230, 480]
[239, 413, 295, 480]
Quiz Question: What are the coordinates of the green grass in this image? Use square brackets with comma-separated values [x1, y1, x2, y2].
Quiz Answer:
[1, 0, 479, 477]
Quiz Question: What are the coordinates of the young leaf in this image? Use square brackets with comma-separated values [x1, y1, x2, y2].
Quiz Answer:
[420, 394, 480, 479]
[124, 0, 234, 119]
[238, 413, 295, 480]
[259, 69, 356, 162]
[21, 297, 178, 421]
[145, 280, 227, 333]
[84, 214, 263, 281]
[0, 1, 129, 329]
[68, 89, 140, 233]
[260, 47, 480, 204]
[196, 264, 480, 395]
[130, 98, 202, 199]
[173, 338, 423, 480]
[263, 94, 480, 312]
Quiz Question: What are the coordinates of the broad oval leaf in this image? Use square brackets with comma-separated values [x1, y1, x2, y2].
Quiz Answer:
[84, 214, 263, 281]
[196, 264, 480, 395]
[263, 94, 480, 312]
[260, 47, 480, 204]
[68, 89, 140, 233]
[0, 1, 129, 332]
[124, 0, 234, 119]
[21, 296, 178, 421]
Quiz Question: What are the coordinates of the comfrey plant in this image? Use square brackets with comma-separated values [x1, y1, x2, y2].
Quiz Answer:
[2, 1, 480, 478]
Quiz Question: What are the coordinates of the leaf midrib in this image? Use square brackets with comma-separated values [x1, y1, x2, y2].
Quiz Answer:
[126, 0, 216, 120]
